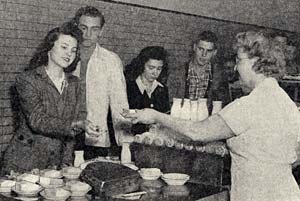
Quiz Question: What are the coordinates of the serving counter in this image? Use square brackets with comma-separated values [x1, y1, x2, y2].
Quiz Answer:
[0, 169, 228, 201]
[0, 130, 230, 201]
[0, 183, 228, 201]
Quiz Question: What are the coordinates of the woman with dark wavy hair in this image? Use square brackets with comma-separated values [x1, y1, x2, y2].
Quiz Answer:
[26, 22, 81, 73]
[1, 22, 97, 174]
[124, 31, 300, 200]
[125, 46, 170, 134]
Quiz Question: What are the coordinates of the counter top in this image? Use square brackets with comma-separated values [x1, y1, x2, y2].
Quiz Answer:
[107, 180, 227, 201]
[0, 180, 227, 201]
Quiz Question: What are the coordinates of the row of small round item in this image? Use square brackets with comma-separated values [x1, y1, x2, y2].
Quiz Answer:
[133, 133, 195, 150]
[0, 167, 91, 200]
[138, 168, 190, 186]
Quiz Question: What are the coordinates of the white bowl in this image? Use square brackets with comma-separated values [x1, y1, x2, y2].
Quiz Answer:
[65, 181, 91, 197]
[0, 180, 15, 193]
[11, 181, 43, 197]
[62, 167, 82, 179]
[17, 173, 40, 183]
[161, 173, 190, 185]
[39, 177, 64, 188]
[112, 191, 147, 200]
[62, 167, 82, 180]
[40, 188, 71, 201]
[139, 168, 162, 180]
[40, 169, 63, 179]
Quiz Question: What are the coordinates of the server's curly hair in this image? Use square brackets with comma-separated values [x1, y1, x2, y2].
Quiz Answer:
[234, 31, 286, 79]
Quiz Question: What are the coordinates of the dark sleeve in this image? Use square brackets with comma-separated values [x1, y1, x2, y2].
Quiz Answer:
[154, 85, 170, 114]
[166, 66, 187, 101]
[16, 74, 74, 138]
[161, 86, 171, 113]
[62, 78, 81, 165]
[212, 63, 231, 106]
[126, 81, 141, 109]
[61, 139, 75, 166]
[73, 78, 82, 121]
[126, 81, 134, 108]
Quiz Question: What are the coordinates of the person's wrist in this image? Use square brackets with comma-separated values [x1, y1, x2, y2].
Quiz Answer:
[153, 110, 161, 123]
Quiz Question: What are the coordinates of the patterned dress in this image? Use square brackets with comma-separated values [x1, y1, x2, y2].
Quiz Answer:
[1, 67, 81, 174]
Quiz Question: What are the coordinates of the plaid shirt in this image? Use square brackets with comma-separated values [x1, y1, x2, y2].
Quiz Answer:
[187, 61, 212, 100]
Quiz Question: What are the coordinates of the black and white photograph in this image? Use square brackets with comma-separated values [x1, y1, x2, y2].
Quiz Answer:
[0, 0, 300, 200]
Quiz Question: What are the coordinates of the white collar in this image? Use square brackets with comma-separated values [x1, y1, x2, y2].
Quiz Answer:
[45, 68, 66, 94]
[136, 76, 163, 98]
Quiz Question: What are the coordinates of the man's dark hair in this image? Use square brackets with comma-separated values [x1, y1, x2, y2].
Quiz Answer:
[196, 31, 218, 45]
[74, 6, 105, 28]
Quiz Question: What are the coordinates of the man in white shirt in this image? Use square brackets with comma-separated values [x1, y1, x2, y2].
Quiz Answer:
[72, 6, 129, 159]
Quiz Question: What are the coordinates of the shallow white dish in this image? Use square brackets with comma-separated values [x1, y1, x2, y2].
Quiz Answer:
[161, 173, 190, 186]
[14, 196, 39, 201]
[17, 173, 40, 184]
[11, 182, 43, 197]
[40, 169, 63, 179]
[40, 188, 71, 201]
[139, 168, 162, 180]
[39, 177, 64, 188]
[65, 180, 92, 197]
[63, 174, 80, 180]
[112, 191, 147, 200]
[62, 167, 82, 180]
[0, 179, 16, 193]
[68, 196, 90, 201]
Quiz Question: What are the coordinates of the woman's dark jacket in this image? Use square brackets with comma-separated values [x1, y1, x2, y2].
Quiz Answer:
[1, 67, 81, 174]
[126, 80, 170, 135]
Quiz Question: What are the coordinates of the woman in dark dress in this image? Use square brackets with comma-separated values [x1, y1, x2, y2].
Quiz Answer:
[125, 46, 170, 135]
[1, 22, 97, 175]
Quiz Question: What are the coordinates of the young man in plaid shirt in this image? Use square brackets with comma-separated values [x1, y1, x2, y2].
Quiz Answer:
[169, 31, 230, 113]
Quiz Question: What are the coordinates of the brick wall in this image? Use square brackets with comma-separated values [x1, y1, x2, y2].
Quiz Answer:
[0, 0, 299, 150]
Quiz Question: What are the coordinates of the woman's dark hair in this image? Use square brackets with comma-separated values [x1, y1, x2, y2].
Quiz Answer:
[27, 21, 83, 72]
[125, 46, 168, 83]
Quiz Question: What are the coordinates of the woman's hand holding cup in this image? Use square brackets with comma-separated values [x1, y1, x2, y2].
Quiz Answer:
[71, 120, 101, 137]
